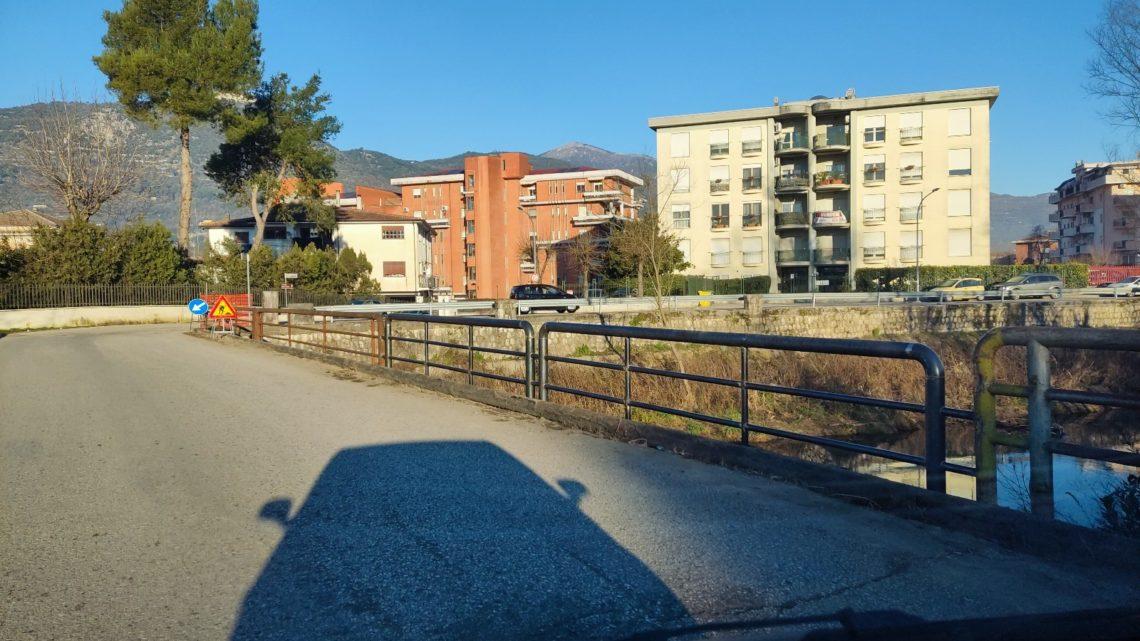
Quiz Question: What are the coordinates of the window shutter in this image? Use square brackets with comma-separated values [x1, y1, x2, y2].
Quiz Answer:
[948, 228, 972, 256]
[948, 109, 971, 136]
[948, 189, 972, 216]
[670, 132, 690, 157]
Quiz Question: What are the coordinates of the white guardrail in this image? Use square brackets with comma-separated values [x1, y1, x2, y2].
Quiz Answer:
[312, 287, 1131, 316]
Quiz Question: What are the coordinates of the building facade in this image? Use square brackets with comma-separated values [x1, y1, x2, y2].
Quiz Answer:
[391, 152, 643, 299]
[1050, 161, 1140, 265]
[332, 210, 434, 297]
[0, 208, 60, 247]
[648, 87, 997, 292]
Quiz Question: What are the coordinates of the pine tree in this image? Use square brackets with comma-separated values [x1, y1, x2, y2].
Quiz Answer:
[94, 0, 262, 249]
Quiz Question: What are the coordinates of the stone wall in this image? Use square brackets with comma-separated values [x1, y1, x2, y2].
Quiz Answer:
[0, 305, 191, 331]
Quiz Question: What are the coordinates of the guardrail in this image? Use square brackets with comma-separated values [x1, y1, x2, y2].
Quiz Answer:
[536, 321, 973, 493]
[973, 327, 1140, 518]
[0, 283, 204, 310]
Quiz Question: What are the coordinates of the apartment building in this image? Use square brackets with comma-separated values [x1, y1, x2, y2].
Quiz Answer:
[1051, 161, 1140, 265]
[391, 152, 643, 299]
[649, 87, 997, 292]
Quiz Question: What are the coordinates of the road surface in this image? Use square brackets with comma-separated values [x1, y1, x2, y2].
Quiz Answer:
[2, 325, 1139, 640]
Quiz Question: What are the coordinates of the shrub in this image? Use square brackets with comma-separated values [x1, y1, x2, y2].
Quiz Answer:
[853, 263, 1090, 291]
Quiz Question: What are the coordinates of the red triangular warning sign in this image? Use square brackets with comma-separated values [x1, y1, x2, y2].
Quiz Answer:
[209, 295, 237, 319]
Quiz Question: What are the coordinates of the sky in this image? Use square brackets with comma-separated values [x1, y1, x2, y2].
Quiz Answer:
[0, 0, 1132, 196]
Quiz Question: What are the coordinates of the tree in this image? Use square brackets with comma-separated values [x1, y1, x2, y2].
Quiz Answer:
[1088, 0, 1140, 131]
[95, 0, 262, 248]
[0, 239, 29, 283]
[1022, 225, 1055, 266]
[206, 73, 341, 248]
[15, 97, 141, 223]
[564, 231, 604, 299]
[22, 220, 121, 284]
[114, 221, 191, 284]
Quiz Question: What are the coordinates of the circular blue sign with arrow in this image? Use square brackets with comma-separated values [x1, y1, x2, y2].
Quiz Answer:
[188, 298, 209, 316]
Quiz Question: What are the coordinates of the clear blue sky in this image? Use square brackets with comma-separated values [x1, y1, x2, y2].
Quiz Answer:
[0, 0, 1130, 195]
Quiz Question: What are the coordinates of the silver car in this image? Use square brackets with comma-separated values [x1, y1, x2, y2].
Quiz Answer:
[991, 273, 1062, 299]
[1097, 275, 1140, 297]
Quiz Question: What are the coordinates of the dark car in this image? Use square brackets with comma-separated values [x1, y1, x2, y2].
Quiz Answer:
[509, 284, 579, 313]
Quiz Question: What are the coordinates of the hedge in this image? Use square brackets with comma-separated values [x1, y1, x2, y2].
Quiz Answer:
[676, 275, 772, 295]
[853, 263, 1090, 291]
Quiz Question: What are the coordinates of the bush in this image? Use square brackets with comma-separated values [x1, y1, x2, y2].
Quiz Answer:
[853, 263, 1090, 291]
[675, 275, 772, 295]
[113, 222, 191, 284]
[196, 240, 377, 295]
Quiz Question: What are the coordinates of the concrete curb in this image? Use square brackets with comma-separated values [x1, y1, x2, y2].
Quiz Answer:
[190, 330, 1140, 575]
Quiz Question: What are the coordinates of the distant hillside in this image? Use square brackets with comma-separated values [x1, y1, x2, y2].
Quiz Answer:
[990, 193, 1054, 252]
[540, 142, 654, 178]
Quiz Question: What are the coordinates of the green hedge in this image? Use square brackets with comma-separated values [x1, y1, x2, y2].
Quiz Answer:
[853, 263, 1090, 291]
[676, 275, 772, 295]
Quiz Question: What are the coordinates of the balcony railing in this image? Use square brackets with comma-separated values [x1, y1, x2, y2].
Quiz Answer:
[741, 140, 762, 156]
[812, 210, 849, 227]
[899, 207, 922, 223]
[863, 247, 886, 262]
[900, 167, 923, 183]
[519, 194, 536, 202]
[813, 131, 850, 150]
[863, 165, 886, 183]
[900, 246, 924, 262]
[775, 211, 809, 227]
[776, 248, 811, 263]
[899, 127, 923, 143]
[863, 208, 886, 224]
[743, 213, 762, 228]
[581, 189, 624, 200]
[572, 213, 615, 226]
[813, 171, 849, 189]
[775, 174, 810, 191]
[1049, 212, 1062, 223]
[742, 251, 764, 266]
[710, 179, 730, 193]
[813, 247, 851, 263]
[709, 143, 729, 158]
[775, 134, 809, 154]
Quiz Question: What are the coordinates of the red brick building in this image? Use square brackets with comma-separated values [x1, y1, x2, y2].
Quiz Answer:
[391, 152, 643, 299]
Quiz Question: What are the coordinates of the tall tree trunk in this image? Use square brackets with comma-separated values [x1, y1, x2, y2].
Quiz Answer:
[250, 184, 265, 249]
[637, 261, 644, 297]
[177, 126, 192, 249]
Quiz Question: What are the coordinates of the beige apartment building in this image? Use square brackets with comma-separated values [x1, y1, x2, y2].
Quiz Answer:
[1050, 161, 1140, 265]
[649, 87, 997, 291]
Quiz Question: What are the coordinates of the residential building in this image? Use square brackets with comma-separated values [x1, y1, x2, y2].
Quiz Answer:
[1050, 161, 1140, 265]
[391, 152, 643, 299]
[649, 87, 997, 292]
[200, 209, 322, 254]
[0, 208, 60, 247]
[1011, 233, 1059, 265]
[332, 209, 435, 298]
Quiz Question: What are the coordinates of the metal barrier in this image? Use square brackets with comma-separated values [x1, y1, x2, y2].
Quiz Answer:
[537, 322, 970, 493]
[974, 327, 1140, 517]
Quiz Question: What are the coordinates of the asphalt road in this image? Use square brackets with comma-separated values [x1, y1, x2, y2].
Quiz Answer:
[2, 325, 1139, 640]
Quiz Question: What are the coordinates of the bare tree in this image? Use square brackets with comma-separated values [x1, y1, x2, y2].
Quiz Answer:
[564, 231, 604, 300]
[1023, 224, 1055, 265]
[16, 96, 140, 222]
[1088, 0, 1140, 131]
[515, 235, 558, 285]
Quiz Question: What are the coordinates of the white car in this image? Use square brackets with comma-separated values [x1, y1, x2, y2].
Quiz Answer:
[1098, 275, 1140, 297]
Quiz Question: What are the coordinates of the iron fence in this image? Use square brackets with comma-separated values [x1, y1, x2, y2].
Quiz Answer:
[0, 284, 204, 310]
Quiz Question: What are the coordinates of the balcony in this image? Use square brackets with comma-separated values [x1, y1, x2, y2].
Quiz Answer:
[581, 189, 624, 200]
[899, 127, 923, 144]
[460, 185, 474, 195]
[743, 213, 762, 228]
[1114, 217, 1136, 228]
[572, 213, 615, 226]
[1048, 212, 1061, 223]
[775, 211, 809, 228]
[813, 131, 850, 153]
[862, 247, 886, 263]
[518, 193, 536, 202]
[863, 166, 886, 185]
[775, 174, 810, 192]
[812, 210, 849, 228]
[899, 207, 922, 223]
[776, 248, 811, 264]
[900, 167, 923, 184]
[863, 208, 886, 224]
[775, 133, 810, 155]
[813, 247, 851, 264]
[709, 143, 729, 158]
[813, 170, 849, 191]
[741, 140, 763, 156]
[425, 217, 450, 229]
[900, 246, 924, 262]
[519, 261, 536, 274]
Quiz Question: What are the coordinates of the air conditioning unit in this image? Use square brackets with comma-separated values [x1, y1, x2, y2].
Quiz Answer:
[773, 123, 783, 133]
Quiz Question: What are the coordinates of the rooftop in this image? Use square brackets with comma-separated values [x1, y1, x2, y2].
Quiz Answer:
[0, 208, 62, 228]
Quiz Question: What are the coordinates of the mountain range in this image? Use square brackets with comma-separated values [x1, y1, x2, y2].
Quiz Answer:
[0, 102, 1048, 252]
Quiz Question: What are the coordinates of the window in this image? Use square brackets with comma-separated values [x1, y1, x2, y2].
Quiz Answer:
[671, 204, 691, 229]
[382, 261, 406, 277]
[670, 132, 690, 158]
[412, 210, 423, 219]
[863, 193, 886, 223]
[743, 202, 762, 227]
[710, 238, 730, 267]
[234, 231, 250, 246]
[948, 108, 971, 136]
[465, 220, 475, 235]
[671, 168, 690, 193]
[577, 205, 589, 217]
[467, 174, 475, 188]
[592, 181, 604, 192]
[711, 203, 730, 229]
[901, 229, 924, 249]
[948, 228, 972, 257]
[900, 151, 923, 181]
[948, 189, 972, 217]
[863, 231, 886, 261]
[464, 196, 474, 210]
[467, 267, 476, 281]
[863, 154, 886, 182]
[900, 191, 922, 222]
[710, 165, 729, 193]
[741, 126, 763, 155]
[742, 237, 763, 265]
[899, 112, 923, 140]
[576, 182, 585, 193]
[381, 225, 404, 240]
[412, 188, 422, 198]
[466, 243, 476, 257]
[678, 238, 691, 263]
[863, 114, 886, 144]
[742, 166, 762, 191]
[709, 129, 729, 157]
[949, 149, 972, 176]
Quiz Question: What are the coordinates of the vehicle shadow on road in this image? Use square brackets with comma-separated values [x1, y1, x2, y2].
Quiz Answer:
[231, 441, 692, 640]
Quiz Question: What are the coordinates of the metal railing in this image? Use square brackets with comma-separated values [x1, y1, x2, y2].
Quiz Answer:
[776, 134, 809, 152]
[775, 174, 810, 191]
[0, 283, 204, 310]
[973, 327, 1140, 517]
[813, 131, 849, 149]
[537, 322, 964, 493]
[776, 249, 811, 263]
[775, 211, 809, 227]
[813, 248, 851, 263]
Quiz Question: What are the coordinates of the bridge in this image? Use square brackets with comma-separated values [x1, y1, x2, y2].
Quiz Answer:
[2, 325, 1139, 640]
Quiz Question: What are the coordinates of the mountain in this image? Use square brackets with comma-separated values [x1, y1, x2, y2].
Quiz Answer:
[989, 193, 1054, 253]
[540, 142, 654, 178]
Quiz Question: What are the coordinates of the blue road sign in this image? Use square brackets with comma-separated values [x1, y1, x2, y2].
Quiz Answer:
[188, 298, 209, 316]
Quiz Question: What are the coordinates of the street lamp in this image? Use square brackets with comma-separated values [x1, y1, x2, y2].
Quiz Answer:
[914, 186, 940, 293]
[519, 206, 539, 283]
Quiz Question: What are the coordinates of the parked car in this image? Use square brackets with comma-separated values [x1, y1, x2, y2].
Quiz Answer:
[990, 273, 1062, 299]
[509, 284, 579, 314]
[607, 287, 634, 298]
[925, 277, 985, 301]
[1097, 275, 1140, 297]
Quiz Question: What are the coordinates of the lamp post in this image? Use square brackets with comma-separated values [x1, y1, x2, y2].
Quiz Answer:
[915, 187, 940, 293]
